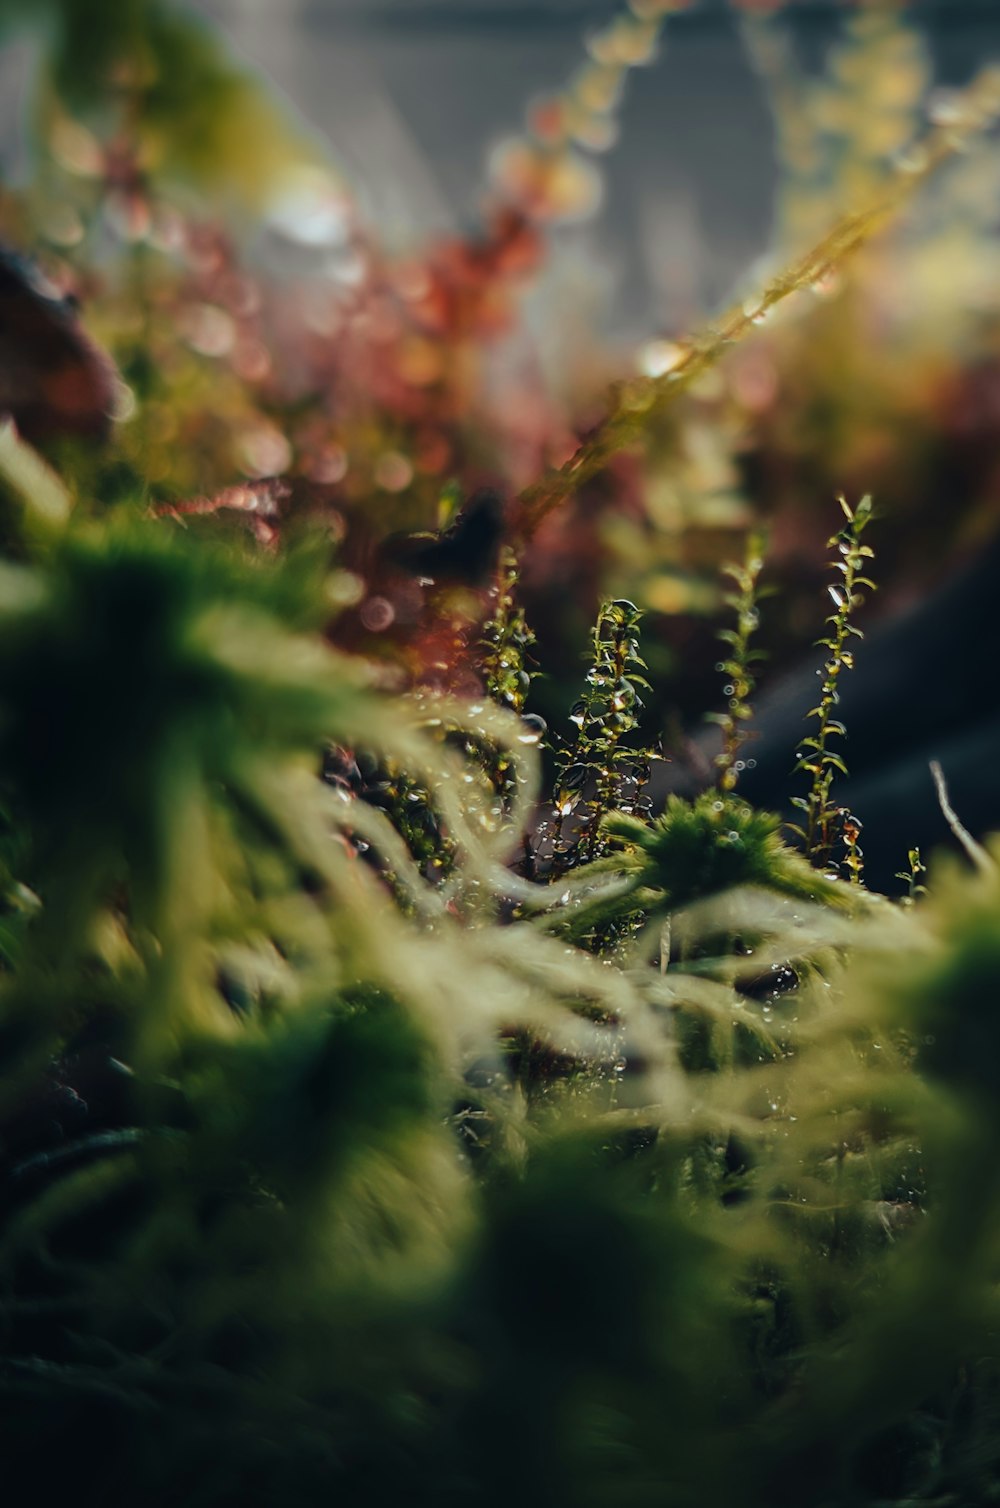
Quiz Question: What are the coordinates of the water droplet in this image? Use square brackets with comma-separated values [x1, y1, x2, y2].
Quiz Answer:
[810, 270, 841, 301]
[360, 596, 395, 632]
[928, 89, 964, 126]
[182, 303, 236, 358]
[308, 445, 349, 486]
[50, 116, 104, 176]
[518, 714, 547, 746]
[637, 339, 683, 379]
[893, 145, 930, 176]
[239, 424, 292, 478]
[375, 451, 414, 493]
[612, 679, 636, 712]
[110, 382, 138, 424]
[554, 765, 588, 816]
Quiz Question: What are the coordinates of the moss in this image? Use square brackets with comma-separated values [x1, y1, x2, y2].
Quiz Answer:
[604, 791, 852, 913]
[3, 5, 1000, 1505]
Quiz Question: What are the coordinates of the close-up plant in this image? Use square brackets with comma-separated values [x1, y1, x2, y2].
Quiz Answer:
[788, 493, 876, 873]
[4, 2, 1000, 1505]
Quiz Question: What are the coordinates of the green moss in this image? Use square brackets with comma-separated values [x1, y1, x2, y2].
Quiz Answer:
[3, 6, 1000, 1505]
[604, 792, 852, 913]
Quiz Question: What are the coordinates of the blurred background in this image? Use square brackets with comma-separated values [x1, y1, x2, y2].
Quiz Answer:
[3, 0, 998, 338]
[152, 1, 1000, 332]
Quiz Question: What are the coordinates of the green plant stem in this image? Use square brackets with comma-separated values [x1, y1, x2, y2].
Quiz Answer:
[791, 495, 876, 869]
[709, 533, 766, 794]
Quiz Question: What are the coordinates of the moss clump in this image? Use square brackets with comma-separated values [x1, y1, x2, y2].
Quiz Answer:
[603, 792, 853, 914]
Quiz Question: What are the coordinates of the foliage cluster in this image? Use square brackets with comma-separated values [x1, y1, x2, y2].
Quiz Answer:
[3, 4, 1000, 1507]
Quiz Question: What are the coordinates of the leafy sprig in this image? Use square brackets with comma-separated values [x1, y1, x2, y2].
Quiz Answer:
[789, 494, 876, 869]
[480, 545, 536, 714]
[895, 846, 928, 906]
[551, 598, 654, 870]
[707, 533, 767, 793]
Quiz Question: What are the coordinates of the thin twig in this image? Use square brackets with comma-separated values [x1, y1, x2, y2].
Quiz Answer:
[930, 760, 995, 875]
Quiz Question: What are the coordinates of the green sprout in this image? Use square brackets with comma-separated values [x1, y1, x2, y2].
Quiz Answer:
[552, 598, 654, 868]
[895, 846, 928, 906]
[480, 545, 536, 714]
[707, 532, 767, 793]
[789, 494, 876, 869]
